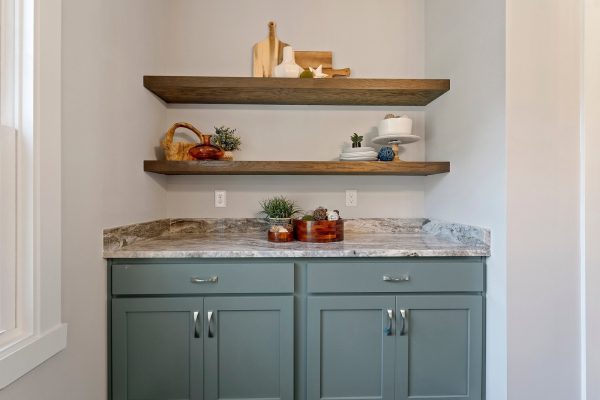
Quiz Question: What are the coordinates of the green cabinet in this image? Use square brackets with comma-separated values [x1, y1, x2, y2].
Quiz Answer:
[109, 258, 485, 400]
[112, 295, 293, 400]
[396, 295, 483, 400]
[204, 297, 294, 400]
[307, 296, 396, 400]
[307, 295, 483, 400]
[112, 298, 204, 400]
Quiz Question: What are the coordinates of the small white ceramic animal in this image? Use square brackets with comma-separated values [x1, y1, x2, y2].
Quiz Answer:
[309, 65, 329, 78]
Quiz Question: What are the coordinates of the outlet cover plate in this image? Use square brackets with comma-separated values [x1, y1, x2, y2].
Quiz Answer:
[215, 190, 227, 208]
[346, 190, 358, 207]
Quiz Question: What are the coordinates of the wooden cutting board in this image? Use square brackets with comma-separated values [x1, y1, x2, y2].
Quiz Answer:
[252, 22, 288, 77]
[295, 51, 351, 78]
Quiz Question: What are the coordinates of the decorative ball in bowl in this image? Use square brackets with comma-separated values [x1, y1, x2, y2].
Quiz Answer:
[293, 207, 344, 243]
[293, 219, 344, 243]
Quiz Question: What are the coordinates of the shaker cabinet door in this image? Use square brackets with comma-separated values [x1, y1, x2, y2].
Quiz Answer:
[395, 295, 483, 400]
[203, 296, 294, 400]
[307, 296, 396, 400]
[112, 297, 204, 400]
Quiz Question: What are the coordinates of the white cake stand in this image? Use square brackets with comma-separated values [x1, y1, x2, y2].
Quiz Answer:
[371, 134, 421, 162]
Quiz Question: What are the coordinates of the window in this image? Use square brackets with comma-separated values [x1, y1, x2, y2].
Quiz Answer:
[0, 127, 17, 337]
[0, 0, 17, 340]
[0, 0, 66, 388]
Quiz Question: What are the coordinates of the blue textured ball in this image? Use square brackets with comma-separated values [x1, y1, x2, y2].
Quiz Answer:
[378, 147, 395, 161]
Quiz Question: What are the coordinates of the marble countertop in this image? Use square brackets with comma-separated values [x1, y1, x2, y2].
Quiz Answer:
[103, 218, 490, 259]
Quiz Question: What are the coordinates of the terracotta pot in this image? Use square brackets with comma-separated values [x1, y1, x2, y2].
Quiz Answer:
[293, 219, 344, 242]
[221, 151, 234, 161]
[188, 134, 224, 160]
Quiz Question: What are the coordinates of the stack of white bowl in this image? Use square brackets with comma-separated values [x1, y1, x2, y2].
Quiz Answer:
[339, 146, 378, 161]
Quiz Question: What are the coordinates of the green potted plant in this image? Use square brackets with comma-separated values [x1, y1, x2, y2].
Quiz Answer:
[259, 196, 301, 242]
[211, 126, 241, 160]
[351, 133, 364, 148]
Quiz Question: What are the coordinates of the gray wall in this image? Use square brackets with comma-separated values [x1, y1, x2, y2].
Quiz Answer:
[584, 1, 600, 398]
[158, 0, 428, 218]
[505, 0, 582, 399]
[423, 1, 507, 399]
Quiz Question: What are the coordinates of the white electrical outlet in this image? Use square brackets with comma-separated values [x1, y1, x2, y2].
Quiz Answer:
[346, 190, 358, 207]
[215, 190, 227, 208]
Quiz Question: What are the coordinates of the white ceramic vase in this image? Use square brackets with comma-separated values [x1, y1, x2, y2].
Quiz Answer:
[273, 46, 303, 78]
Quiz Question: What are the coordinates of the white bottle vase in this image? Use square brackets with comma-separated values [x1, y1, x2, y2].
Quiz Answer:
[273, 46, 303, 78]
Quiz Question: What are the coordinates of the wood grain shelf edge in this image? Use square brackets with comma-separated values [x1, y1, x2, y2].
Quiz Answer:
[143, 160, 451, 176]
[143, 76, 450, 106]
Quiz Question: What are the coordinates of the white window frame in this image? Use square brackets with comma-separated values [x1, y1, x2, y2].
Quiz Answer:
[0, 125, 17, 336]
[0, 0, 66, 389]
[0, 0, 17, 338]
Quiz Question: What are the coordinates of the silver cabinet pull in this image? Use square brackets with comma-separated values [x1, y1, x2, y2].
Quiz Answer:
[384, 309, 394, 336]
[399, 309, 408, 336]
[191, 276, 218, 284]
[383, 275, 410, 282]
[207, 311, 215, 338]
[193, 311, 201, 338]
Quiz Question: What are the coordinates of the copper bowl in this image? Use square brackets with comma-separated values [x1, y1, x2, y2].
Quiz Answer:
[293, 219, 344, 242]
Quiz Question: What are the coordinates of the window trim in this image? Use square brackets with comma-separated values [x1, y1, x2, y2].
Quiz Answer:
[0, 0, 66, 389]
[0, 126, 17, 336]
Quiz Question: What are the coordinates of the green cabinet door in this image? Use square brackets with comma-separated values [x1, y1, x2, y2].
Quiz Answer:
[395, 295, 483, 400]
[112, 298, 204, 400]
[307, 296, 396, 400]
[203, 296, 294, 400]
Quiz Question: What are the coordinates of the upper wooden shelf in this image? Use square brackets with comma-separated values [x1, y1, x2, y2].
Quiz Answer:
[144, 160, 450, 176]
[143, 76, 450, 106]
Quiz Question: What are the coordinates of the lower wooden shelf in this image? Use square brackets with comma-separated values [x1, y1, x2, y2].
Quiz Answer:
[144, 160, 450, 176]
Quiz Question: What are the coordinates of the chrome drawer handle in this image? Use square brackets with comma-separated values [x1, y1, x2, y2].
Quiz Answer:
[384, 309, 394, 336]
[193, 311, 201, 338]
[207, 311, 215, 338]
[383, 275, 410, 282]
[399, 309, 409, 336]
[191, 276, 218, 284]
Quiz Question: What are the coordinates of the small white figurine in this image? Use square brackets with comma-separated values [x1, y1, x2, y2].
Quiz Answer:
[309, 65, 329, 78]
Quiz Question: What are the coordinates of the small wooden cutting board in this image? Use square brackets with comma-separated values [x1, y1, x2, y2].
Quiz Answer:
[295, 51, 351, 78]
[252, 22, 288, 77]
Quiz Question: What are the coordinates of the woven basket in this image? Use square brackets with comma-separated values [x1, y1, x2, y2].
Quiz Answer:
[161, 122, 204, 161]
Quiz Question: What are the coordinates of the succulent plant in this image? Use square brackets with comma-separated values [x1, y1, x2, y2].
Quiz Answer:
[259, 196, 302, 219]
[351, 133, 364, 148]
[313, 207, 328, 221]
[351, 133, 363, 145]
[211, 126, 241, 151]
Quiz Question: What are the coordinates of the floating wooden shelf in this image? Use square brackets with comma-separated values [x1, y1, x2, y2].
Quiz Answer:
[143, 76, 450, 106]
[144, 160, 450, 176]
